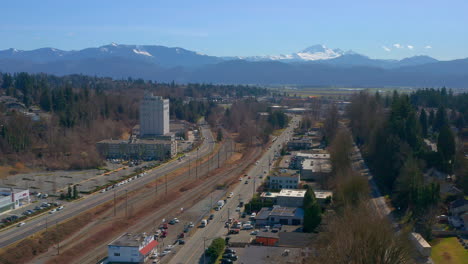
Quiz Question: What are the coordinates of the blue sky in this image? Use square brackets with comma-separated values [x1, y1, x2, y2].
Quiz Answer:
[1, 0, 467, 60]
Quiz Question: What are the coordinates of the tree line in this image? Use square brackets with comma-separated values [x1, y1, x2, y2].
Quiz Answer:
[0, 72, 269, 170]
[347, 89, 468, 237]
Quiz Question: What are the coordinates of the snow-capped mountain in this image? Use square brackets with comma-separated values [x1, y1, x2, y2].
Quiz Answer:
[231, 44, 350, 62]
[0, 43, 223, 68]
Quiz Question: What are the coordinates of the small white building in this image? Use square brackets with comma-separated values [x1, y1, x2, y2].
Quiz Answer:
[0, 187, 30, 213]
[107, 233, 158, 263]
[269, 171, 300, 189]
[277, 189, 307, 207]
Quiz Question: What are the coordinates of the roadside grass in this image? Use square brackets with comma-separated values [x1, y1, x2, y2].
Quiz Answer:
[430, 237, 468, 264]
[272, 128, 285, 137]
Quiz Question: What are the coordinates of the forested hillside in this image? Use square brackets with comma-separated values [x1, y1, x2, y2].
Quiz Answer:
[0, 72, 268, 171]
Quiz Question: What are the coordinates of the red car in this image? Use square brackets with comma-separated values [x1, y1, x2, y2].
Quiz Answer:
[179, 232, 185, 238]
[160, 223, 168, 229]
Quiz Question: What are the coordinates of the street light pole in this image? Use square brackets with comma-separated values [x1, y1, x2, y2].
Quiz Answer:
[125, 189, 128, 218]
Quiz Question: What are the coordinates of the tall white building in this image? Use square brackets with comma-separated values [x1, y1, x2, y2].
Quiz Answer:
[140, 92, 169, 137]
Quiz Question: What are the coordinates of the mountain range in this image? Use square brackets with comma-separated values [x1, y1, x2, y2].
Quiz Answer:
[0, 43, 467, 88]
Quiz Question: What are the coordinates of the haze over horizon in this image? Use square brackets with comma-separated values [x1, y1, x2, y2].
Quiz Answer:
[1, 0, 468, 60]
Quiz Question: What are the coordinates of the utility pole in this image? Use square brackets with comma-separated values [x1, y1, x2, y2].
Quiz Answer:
[113, 189, 116, 217]
[253, 178, 256, 197]
[203, 237, 207, 264]
[196, 148, 199, 179]
[45, 215, 48, 231]
[165, 175, 168, 196]
[56, 220, 60, 255]
[154, 182, 158, 197]
[125, 189, 128, 218]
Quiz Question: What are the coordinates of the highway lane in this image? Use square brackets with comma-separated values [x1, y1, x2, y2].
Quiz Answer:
[168, 115, 300, 264]
[0, 124, 216, 249]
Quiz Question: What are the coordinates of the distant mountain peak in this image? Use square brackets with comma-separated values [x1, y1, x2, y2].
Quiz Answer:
[301, 44, 327, 53]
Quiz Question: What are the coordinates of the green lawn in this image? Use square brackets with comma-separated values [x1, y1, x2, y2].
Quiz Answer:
[431, 237, 468, 264]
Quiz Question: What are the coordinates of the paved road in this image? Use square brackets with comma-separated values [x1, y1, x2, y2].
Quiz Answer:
[168, 116, 300, 264]
[0, 124, 216, 249]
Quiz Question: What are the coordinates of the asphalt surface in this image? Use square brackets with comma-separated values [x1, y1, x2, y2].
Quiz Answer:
[168, 116, 300, 264]
[0, 124, 216, 249]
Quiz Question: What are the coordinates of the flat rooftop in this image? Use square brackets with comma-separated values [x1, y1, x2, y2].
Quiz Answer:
[0, 187, 28, 194]
[279, 189, 306, 197]
[314, 190, 333, 199]
[270, 206, 304, 218]
[109, 233, 150, 247]
[237, 245, 304, 264]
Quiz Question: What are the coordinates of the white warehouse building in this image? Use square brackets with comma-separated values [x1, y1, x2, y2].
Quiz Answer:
[107, 232, 158, 263]
[0, 187, 30, 213]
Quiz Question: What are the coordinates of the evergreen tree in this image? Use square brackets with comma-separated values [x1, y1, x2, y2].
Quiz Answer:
[433, 106, 447, 132]
[67, 185, 72, 199]
[216, 128, 223, 142]
[437, 124, 455, 173]
[428, 109, 435, 130]
[73, 185, 78, 199]
[303, 188, 321, 232]
[419, 109, 428, 138]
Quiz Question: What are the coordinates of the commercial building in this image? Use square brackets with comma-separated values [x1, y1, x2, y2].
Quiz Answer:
[97, 137, 177, 161]
[140, 93, 169, 137]
[276, 189, 307, 207]
[261, 189, 332, 207]
[0, 187, 30, 213]
[300, 158, 332, 181]
[107, 232, 158, 263]
[287, 138, 313, 150]
[255, 206, 304, 226]
[269, 170, 300, 189]
[290, 152, 330, 169]
[237, 246, 306, 264]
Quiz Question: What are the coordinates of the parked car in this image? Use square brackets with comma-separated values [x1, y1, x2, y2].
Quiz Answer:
[228, 192, 234, 198]
[188, 222, 194, 228]
[209, 214, 214, 220]
[250, 230, 259, 235]
[225, 248, 236, 254]
[223, 253, 238, 260]
[243, 224, 253, 230]
[221, 258, 233, 264]
[165, 245, 175, 250]
[49, 209, 57, 214]
[57, 206, 64, 211]
[177, 239, 185, 245]
[17, 222, 25, 227]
